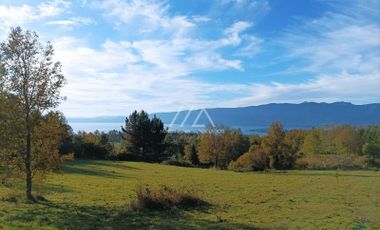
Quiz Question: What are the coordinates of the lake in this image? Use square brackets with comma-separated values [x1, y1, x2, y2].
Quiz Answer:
[68, 122, 268, 135]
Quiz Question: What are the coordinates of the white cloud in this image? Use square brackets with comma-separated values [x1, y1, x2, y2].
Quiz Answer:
[54, 31, 248, 116]
[38, 0, 70, 18]
[278, 1, 380, 75]
[47, 17, 95, 27]
[0, 4, 35, 30]
[92, 0, 195, 37]
[237, 35, 262, 56]
[0, 0, 71, 38]
[3, 0, 377, 118]
[221, 21, 252, 46]
[223, 73, 380, 107]
[53, 37, 139, 75]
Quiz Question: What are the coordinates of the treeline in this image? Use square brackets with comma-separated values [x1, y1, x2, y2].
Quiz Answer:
[60, 110, 380, 170]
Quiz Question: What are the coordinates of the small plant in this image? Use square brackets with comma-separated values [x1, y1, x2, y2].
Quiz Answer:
[125, 184, 207, 212]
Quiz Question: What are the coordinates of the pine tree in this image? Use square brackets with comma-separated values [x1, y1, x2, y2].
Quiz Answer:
[184, 143, 199, 165]
[121, 111, 167, 162]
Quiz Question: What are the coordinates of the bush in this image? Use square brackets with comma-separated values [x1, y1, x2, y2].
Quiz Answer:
[125, 185, 207, 211]
[228, 153, 252, 171]
[251, 148, 270, 171]
[161, 160, 193, 168]
[228, 149, 270, 171]
[295, 154, 367, 170]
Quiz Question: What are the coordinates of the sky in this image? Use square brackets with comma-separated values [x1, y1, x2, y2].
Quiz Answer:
[0, 0, 379, 117]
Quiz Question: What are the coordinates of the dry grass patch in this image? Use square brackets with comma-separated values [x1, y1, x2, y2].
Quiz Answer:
[125, 184, 208, 212]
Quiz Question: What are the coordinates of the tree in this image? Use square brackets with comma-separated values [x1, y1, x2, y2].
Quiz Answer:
[31, 112, 68, 176]
[362, 143, 380, 170]
[284, 129, 307, 156]
[121, 111, 167, 162]
[302, 129, 324, 155]
[261, 122, 298, 169]
[0, 27, 65, 199]
[184, 143, 199, 165]
[331, 125, 362, 155]
[361, 125, 380, 147]
[70, 131, 112, 159]
[198, 125, 225, 168]
[250, 147, 270, 171]
[198, 125, 248, 168]
[262, 122, 286, 169]
[221, 129, 250, 165]
[149, 115, 167, 161]
[0, 111, 66, 192]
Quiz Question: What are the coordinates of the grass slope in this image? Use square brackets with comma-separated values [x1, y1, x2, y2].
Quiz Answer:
[0, 160, 379, 229]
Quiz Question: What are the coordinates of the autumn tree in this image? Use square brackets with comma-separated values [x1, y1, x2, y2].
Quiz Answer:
[0, 27, 65, 199]
[198, 125, 225, 168]
[284, 129, 307, 156]
[262, 122, 297, 169]
[250, 147, 270, 170]
[302, 129, 324, 155]
[331, 125, 362, 155]
[198, 125, 248, 168]
[30, 112, 68, 176]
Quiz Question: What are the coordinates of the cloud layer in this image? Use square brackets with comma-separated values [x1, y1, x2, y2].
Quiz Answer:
[0, 0, 379, 117]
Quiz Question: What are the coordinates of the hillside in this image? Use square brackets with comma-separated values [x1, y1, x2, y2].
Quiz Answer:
[0, 160, 379, 229]
[154, 102, 380, 128]
[67, 102, 380, 133]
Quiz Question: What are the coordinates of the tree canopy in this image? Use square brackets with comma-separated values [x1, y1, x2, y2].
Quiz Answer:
[0, 27, 66, 199]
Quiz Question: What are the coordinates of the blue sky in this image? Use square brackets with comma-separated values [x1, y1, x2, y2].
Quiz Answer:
[0, 0, 379, 117]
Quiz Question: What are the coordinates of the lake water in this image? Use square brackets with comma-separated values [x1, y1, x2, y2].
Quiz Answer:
[68, 122, 268, 135]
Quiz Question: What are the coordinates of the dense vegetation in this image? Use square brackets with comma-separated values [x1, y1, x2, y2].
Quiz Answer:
[56, 115, 380, 172]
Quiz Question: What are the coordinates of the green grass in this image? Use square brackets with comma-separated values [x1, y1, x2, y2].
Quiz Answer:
[0, 160, 379, 229]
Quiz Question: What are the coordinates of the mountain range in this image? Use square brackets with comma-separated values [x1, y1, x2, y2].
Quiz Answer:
[68, 102, 380, 132]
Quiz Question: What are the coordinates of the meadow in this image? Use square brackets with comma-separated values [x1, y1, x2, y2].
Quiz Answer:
[0, 160, 379, 230]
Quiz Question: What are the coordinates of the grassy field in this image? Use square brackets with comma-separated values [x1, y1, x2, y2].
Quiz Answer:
[0, 160, 379, 230]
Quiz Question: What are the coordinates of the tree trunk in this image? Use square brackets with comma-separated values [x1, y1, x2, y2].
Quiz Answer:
[25, 114, 33, 200]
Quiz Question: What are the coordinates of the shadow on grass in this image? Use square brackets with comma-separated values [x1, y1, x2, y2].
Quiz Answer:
[3, 200, 263, 230]
[267, 170, 380, 178]
[113, 209, 265, 230]
[40, 183, 75, 193]
[65, 160, 140, 170]
[63, 165, 125, 178]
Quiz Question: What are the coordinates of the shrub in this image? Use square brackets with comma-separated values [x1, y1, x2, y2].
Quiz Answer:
[125, 185, 207, 211]
[228, 153, 252, 171]
[251, 148, 270, 171]
[295, 154, 367, 170]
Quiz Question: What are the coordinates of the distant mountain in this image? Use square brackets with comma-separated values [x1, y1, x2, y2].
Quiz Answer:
[68, 116, 125, 123]
[68, 102, 380, 132]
